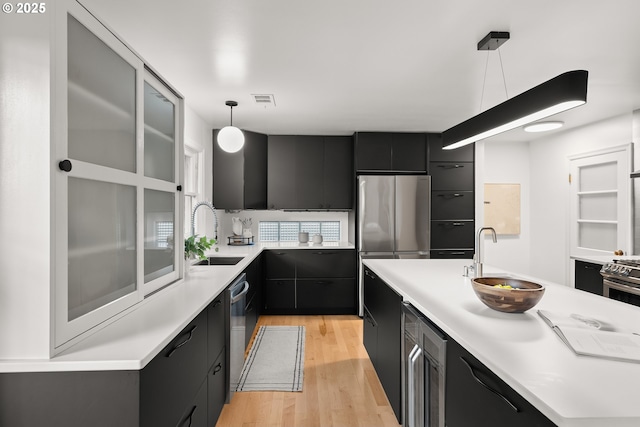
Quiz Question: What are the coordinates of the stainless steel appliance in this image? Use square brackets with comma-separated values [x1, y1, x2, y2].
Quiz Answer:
[600, 260, 640, 307]
[357, 175, 431, 314]
[402, 302, 446, 427]
[226, 273, 250, 401]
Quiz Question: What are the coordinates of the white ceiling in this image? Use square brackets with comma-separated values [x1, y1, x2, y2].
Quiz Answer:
[81, 0, 640, 142]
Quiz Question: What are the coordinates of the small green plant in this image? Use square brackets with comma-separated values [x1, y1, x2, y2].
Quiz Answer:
[185, 235, 217, 260]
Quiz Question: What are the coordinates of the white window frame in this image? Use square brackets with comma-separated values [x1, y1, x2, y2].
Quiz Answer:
[184, 144, 204, 237]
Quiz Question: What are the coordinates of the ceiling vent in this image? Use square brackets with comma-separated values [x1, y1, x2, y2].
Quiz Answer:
[251, 94, 276, 107]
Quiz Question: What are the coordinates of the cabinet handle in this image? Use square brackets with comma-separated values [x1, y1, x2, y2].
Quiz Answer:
[212, 299, 222, 308]
[313, 280, 333, 285]
[437, 193, 464, 198]
[407, 344, 422, 427]
[459, 356, 519, 413]
[313, 251, 336, 255]
[213, 362, 222, 375]
[166, 325, 198, 358]
[364, 269, 377, 280]
[449, 251, 467, 255]
[437, 222, 466, 228]
[583, 264, 599, 270]
[180, 405, 197, 427]
[58, 159, 72, 172]
[436, 164, 464, 169]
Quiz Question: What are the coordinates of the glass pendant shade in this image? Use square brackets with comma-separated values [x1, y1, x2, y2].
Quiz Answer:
[217, 125, 244, 153]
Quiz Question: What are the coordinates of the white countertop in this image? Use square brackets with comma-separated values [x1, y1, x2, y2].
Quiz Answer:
[363, 258, 640, 427]
[0, 241, 354, 373]
[570, 254, 637, 265]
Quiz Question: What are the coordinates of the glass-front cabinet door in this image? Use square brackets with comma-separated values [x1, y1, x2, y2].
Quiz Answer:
[54, 1, 182, 349]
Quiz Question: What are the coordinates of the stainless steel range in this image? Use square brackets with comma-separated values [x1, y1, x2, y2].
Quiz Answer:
[600, 260, 640, 307]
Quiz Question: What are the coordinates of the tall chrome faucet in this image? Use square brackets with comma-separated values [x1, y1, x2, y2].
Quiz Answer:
[191, 201, 218, 240]
[473, 227, 497, 278]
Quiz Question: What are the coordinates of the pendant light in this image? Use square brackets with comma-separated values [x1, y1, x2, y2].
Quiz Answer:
[217, 100, 245, 153]
[442, 32, 588, 150]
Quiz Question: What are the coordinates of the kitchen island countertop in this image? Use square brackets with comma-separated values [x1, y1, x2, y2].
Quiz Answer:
[363, 258, 640, 427]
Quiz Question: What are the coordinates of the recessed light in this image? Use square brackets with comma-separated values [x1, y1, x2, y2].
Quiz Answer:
[523, 121, 564, 133]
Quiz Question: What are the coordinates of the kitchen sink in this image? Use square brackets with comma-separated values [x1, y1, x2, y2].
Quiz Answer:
[195, 256, 244, 266]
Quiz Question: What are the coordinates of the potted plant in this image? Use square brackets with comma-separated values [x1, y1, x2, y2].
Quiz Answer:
[184, 235, 217, 265]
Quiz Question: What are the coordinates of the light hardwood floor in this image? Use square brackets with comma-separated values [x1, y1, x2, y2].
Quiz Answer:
[215, 315, 401, 427]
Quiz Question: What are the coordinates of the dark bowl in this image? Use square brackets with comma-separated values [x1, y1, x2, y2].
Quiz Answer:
[471, 277, 545, 313]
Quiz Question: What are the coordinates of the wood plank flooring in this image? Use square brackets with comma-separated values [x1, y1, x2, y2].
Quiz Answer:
[216, 315, 401, 427]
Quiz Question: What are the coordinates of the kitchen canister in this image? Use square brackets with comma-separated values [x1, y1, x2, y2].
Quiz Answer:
[298, 232, 309, 243]
[312, 234, 323, 244]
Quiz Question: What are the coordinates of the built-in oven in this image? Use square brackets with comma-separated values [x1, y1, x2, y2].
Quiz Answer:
[402, 302, 446, 427]
[600, 260, 640, 307]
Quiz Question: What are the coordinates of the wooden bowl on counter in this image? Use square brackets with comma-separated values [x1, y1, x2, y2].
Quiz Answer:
[471, 277, 545, 313]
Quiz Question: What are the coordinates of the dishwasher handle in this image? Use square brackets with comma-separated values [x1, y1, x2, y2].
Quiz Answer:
[230, 281, 250, 303]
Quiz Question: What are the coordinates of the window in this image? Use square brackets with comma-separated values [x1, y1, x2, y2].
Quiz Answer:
[184, 145, 204, 236]
[259, 221, 341, 241]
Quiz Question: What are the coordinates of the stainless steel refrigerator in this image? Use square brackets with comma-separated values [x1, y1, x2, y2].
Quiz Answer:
[357, 175, 431, 315]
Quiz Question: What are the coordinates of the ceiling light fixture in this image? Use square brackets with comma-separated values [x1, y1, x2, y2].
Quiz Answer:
[217, 100, 244, 153]
[523, 121, 564, 133]
[442, 32, 588, 150]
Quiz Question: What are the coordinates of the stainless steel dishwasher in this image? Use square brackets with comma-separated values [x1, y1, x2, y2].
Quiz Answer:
[226, 273, 249, 402]
[402, 302, 447, 427]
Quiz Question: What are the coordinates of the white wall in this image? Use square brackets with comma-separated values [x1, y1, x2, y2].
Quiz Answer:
[480, 113, 635, 286]
[478, 140, 531, 275]
[0, 9, 53, 358]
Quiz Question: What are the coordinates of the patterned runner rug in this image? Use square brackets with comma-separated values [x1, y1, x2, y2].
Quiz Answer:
[236, 325, 305, 392]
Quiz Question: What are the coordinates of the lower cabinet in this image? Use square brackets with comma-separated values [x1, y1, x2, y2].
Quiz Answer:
[263, 249, 357, 315]
[208, 350, 226, 426]
[362, 267, 402, 423]
[575, 260, 603, 295]
[0, 295, 229, 427]
[140, 311, 208, 427]
[446, 338, 555, 427]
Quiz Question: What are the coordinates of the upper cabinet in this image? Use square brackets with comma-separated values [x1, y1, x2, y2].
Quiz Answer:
[267, 135, 353, 210]
[355, 132, 427, 173]
[53, 1, 183, 350]
[213, 130, 267, 210]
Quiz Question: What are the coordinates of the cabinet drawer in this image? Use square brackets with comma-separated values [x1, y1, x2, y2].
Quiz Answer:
[208, 350, 226, 426]
[296, 250, 356, 278]
[430, 162, 474, 190]
[263, 279, 296, 312]
[575, 260, 603, 295]
[141, 310, 208, 427]
[207, 295, 225, 369]
[432, 191, 474, 220]
[296, 278, 356, 313]
[431, 221, 474, 249]
[446, 339, 555, 427]
[176, 378, 208, 427]
[264, 250, 295, 279]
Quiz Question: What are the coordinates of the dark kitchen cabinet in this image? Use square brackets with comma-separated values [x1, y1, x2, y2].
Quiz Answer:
[0, 299, 227, 427]
[207, 351, 226, 426]
[140, 311, 208, 427]
[355, 132, 427, 172]
[213, 129, 267, 210]
[362, 267, 402, 423]
[575, 260, 603, 295]
[244, 253, 263, 348]
[267, 135, 353, 210]
[428, 133, 475, 258]
[446, 337, 555, 427]
[262, 249, 357, 314]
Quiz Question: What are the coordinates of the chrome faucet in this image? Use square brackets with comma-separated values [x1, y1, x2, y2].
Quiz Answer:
[473, 227, 497, 278]
[191, 201, 218, 240]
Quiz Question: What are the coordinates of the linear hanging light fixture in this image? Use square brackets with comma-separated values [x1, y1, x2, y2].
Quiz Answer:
[442, 32, 588, 150]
